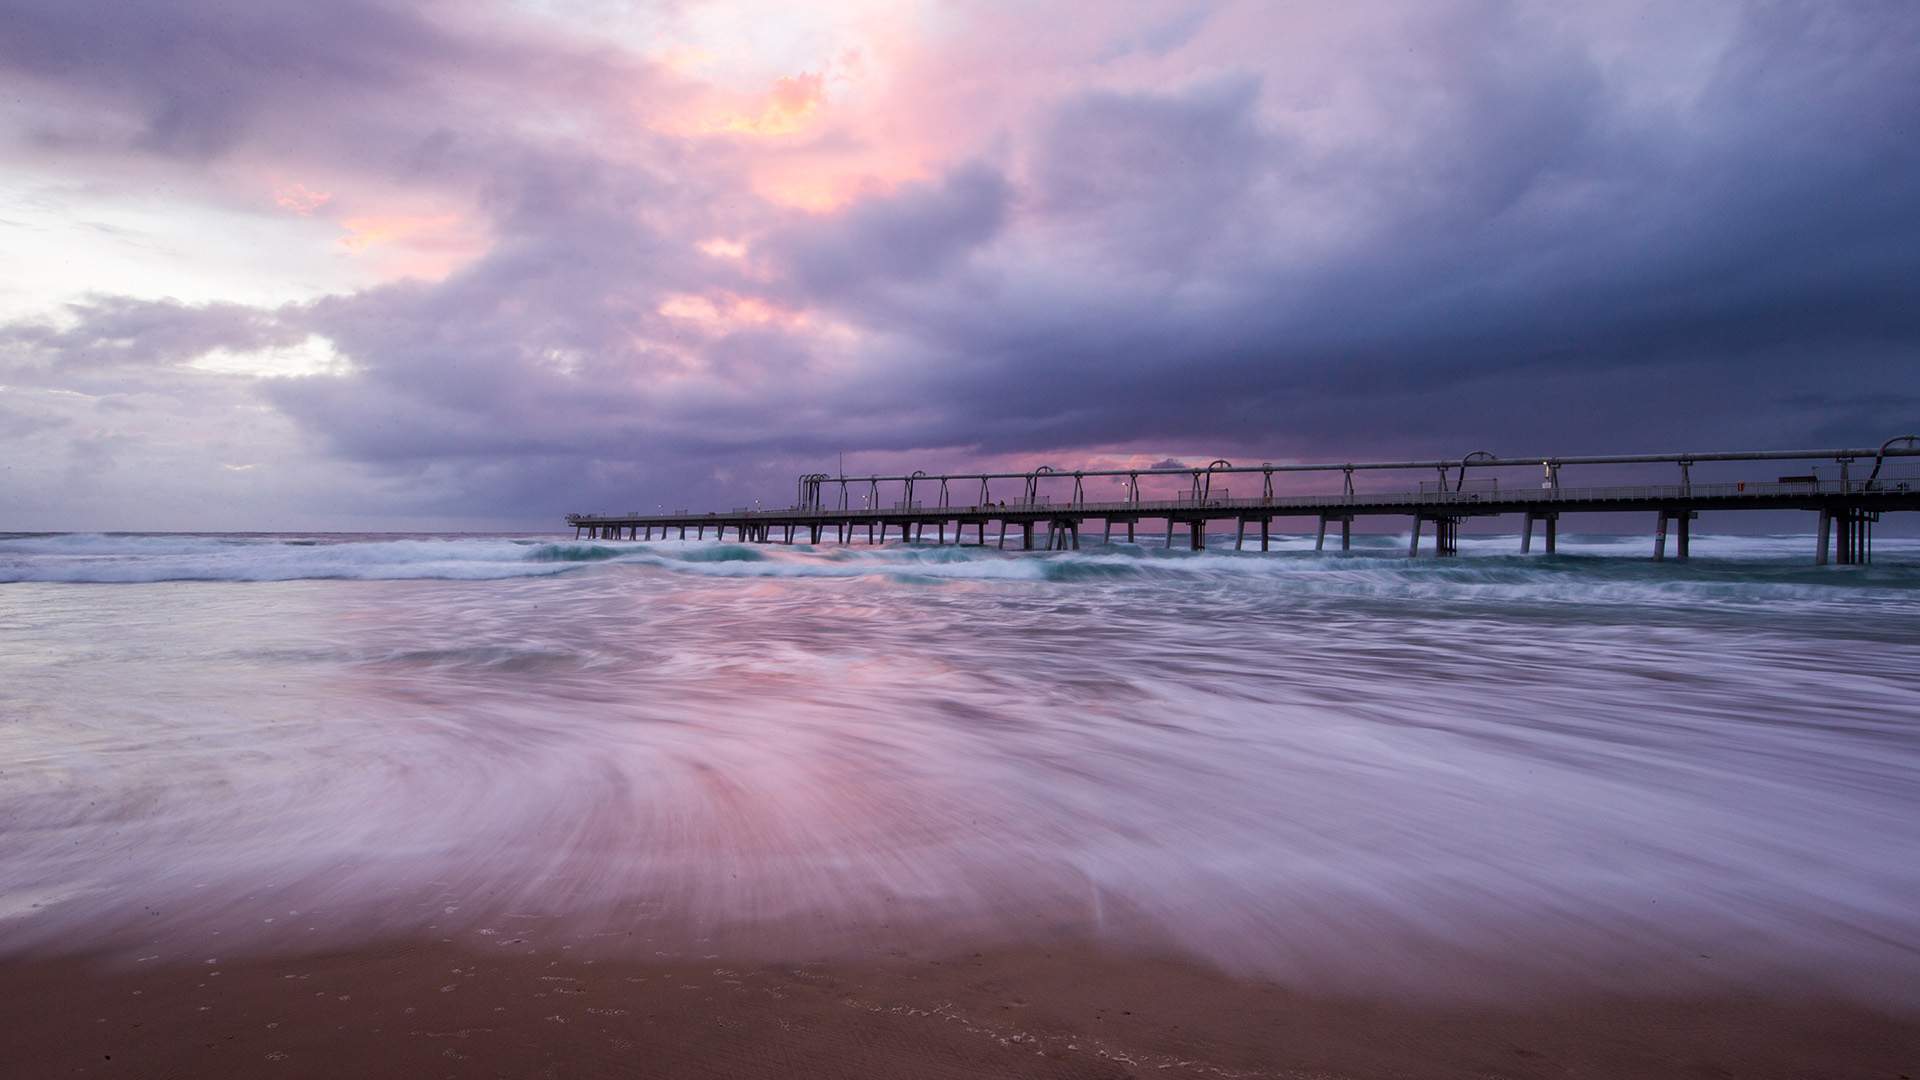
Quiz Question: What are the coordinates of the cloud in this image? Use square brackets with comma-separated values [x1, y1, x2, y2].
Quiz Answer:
[772, 162, 1012, 296]
[720, 72, 828, 136]
[1030, 74, 1270, 268]
[0, 399, 69, 439]
[0, 0, 1916, 529]
[0, 296, 305, 369]
[273, 183, 333, 216]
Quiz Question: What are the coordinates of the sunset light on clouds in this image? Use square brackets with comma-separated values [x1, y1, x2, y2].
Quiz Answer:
[0, 0, 1915, 529]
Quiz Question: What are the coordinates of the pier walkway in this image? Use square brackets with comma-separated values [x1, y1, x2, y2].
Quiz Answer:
[569, 439, 1920, 563]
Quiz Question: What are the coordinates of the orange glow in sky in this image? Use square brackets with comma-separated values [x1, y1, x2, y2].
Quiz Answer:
[719, 72, 827, 136]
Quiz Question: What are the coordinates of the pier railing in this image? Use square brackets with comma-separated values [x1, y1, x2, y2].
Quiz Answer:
[569, 475, 1916, 524]
[568, 444, 1918, 564]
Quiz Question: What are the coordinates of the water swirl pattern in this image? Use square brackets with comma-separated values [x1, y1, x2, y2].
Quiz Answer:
[3, 531, 1917, 1002]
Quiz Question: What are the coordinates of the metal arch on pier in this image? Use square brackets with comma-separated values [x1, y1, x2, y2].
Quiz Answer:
[1023, 465, 1056, 507]
[1200, 460, 1232, 501]
[1868, 435, 1918, 490]
[568, 438, 1920, 564]
[1456, 450, 1496, 491]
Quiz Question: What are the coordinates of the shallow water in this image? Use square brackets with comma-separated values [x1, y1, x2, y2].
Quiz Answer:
[2, 531, 1918, 1001]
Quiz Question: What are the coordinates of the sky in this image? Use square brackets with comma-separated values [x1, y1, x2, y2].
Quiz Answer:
[0, 0, 1915, 530]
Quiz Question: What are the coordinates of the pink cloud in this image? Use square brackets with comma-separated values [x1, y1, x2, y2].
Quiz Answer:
[273, 182, 334, 216]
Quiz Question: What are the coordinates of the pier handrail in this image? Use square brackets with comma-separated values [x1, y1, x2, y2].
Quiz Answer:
[567, 447, 1917, 565]
[566, 474, 1919, 524]
[775, 444, 1920, 488]
[565, 440, 1920, 524]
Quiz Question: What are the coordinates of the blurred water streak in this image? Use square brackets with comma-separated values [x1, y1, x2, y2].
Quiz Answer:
[2, 532, 1917, 1000]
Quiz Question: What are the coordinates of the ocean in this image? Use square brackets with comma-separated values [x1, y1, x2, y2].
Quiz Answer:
[3, 530, 1918, 1003]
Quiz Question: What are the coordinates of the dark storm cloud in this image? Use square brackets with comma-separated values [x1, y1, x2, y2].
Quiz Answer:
[0, 0, 669, 174]
[772, 163, 1012, 296]
[4, 0, 455, 158]
[1, 0, 1917, 526]
[1030, 74, 1270, 268]
[830, 3, 1920, 463]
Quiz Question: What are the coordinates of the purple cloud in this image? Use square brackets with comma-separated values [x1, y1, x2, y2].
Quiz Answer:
[0, 1, 1915, 528]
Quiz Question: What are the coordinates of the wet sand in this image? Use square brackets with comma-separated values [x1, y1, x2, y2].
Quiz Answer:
[4, 938, 1915, 1079]
[8, 549, 1920, 1076]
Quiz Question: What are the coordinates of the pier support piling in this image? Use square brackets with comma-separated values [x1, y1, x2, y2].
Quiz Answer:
[1828, 506, 1872, 564]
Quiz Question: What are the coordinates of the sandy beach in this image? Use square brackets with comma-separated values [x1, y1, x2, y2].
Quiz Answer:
[7, 544, 1920, 1075]
[6, 932, 1918, 1079]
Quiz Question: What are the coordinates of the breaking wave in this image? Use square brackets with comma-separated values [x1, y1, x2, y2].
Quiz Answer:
[5, 532, 1916, 608]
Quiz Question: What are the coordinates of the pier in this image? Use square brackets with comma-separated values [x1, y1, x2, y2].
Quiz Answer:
[568, 438, 1919, 563]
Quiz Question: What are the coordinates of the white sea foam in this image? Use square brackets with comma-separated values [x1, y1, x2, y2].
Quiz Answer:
[0, 533, 584, 582]
[6, 530, 1916, 599]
